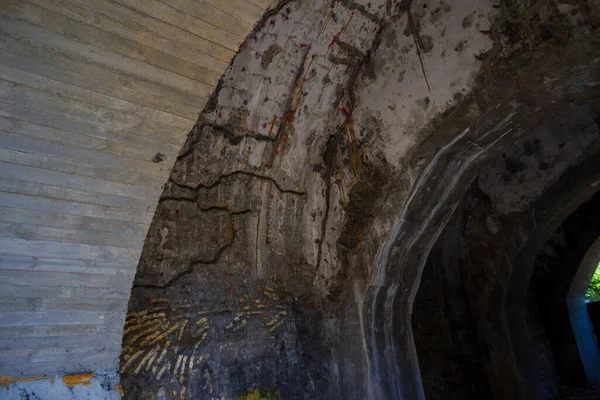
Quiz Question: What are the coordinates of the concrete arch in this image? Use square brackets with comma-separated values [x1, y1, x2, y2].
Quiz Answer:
[568, 236, 600, 381]
[0, 0, 267, 394]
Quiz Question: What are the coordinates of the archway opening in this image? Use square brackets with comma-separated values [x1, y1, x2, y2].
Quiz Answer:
[585, 262, 600, 345]
[411, 100, 600, 399]
[584, 262, 600, 303]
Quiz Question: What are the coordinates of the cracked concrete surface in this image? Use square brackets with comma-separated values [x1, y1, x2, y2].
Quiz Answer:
[121, 0, 600, 398]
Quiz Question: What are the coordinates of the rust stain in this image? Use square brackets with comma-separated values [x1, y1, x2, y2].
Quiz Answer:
[529, 19, 548, 47]
[116, 384, 124, 398]
[345, 118, 362, 181]
[260, 115, 278, 170]
[255, 212, 261, 274]
[265, 183, 273, 245]
[1, 375, 54, 388]
[228, 252, 234, 304]
[270, 55, 316, 168]
[62, 372, 94, 387]
[318, 8, 333, 39]
[408, 7, 431, 94]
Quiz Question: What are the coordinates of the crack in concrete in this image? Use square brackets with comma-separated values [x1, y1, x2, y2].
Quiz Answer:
[158, 197, 252, 216]
[170, 170, 306, 195]
[134, 208, 252, 289]
[177, 121, 277, 163]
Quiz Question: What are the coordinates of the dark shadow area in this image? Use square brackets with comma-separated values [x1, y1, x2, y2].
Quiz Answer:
[412, 192, 492, 400]
[528, 192, 600, 398]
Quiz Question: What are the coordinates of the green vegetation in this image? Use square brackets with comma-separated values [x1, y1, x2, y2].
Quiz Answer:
[585, 261, 600, 302]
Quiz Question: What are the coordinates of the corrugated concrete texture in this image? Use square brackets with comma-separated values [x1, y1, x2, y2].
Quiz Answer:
[0, 0, 267, 380]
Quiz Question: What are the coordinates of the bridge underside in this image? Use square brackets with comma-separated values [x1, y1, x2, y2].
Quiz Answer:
[1, 0, 600, 399]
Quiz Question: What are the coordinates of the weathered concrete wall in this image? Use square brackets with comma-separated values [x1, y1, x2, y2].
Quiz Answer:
[122, 0, 600, 398]
[413, 104, 600, 399]
[0, 0, 267, 391]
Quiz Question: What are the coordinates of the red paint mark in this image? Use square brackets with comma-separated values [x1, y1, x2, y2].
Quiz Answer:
[262, 122, 268, 128]
[218, 111, 222, 118]
[270, 20, 275, 26]
[331, 4, 334, 8]
[266, 7, 276, 13]
[300, 43, 307, 48]
[175, 209, 180, 215]
[291, 69, 295, 73]
[292, 199, 296, 205]
[328, 40, 335, 49]
[367, 3, 371, 8]
[282, 177, 286, 181]
[340, 107, 348, 116]
[248, 146, 252, 150]
[240, 38, 248, 50]
[270, 194, 274, 199]
[351, 11, 354, 16]
[159, 273, 164, 277]
[196, 155, 200, 160]
[373, 26, 378, 32]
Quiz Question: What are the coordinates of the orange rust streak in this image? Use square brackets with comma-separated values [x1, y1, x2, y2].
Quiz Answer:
[339, 14, 354, 38]
[345, 118, 362, 181]
[1, 375, 54, 387]
[63, 373, 94, 387]
[317, 10, 333, 39]
[529, 19, 548, 47]
[408, 7, 431, 94]
[228, 252, 233, 304]
[255, 213, 261, 275]
[260, 115, 278, 170]
[265, 182, 273, 245]
[271, 54, 316, 168]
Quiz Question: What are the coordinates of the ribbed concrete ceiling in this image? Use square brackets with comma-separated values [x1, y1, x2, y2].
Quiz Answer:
[0, 0, 267, 382]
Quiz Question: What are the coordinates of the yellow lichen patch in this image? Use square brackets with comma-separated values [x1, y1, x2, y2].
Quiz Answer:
[116, 384, 124, 398]
[62, 372, 94, 387]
